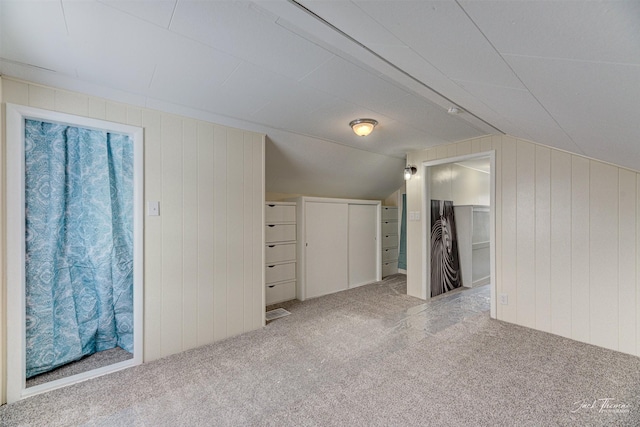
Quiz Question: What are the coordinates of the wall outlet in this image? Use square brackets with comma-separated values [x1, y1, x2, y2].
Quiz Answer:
[499, 293, 508, 305]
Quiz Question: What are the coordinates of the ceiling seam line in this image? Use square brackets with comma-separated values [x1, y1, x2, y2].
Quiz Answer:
[167, 0, 179, 29]
[60, 0, 70, 35]
[287, 0, 504, 135]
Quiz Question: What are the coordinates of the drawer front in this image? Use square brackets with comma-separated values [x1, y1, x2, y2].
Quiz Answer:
[265, 204, 296, 223]
[381, 221, 398, 235]
[266, 281, 296, 305]
[382, 234, 399, 248]
[265, 262, 296, 284]
[382, 247, 399, 261]
[382, 261, 398, 277]
[265, 224, 296, 243]
[265, 243, 296, 264]
[381, 207, 398, 221]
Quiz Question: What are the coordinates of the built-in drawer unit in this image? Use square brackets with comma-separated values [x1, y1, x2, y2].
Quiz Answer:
[382, 261, 399, 278]
[265, 203, 296, 224]
[381, 206, 398, 221]
[265, 224, 296, 243]
[381, 234, 399, 249]
[265, 261, 296, 284]
[265, 243, 296, 264]
[381, 220, 398, 235]
[382, 247, 398, 262]
[264, 201, 298, 306]
[266, 281, 296, 306]
[381, 206, 400, 278]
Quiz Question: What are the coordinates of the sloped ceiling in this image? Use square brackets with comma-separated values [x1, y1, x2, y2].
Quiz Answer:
[1, 1, 639, 199]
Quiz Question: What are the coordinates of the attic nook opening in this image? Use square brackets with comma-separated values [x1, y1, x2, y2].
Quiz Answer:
[6, 103, 144, 403]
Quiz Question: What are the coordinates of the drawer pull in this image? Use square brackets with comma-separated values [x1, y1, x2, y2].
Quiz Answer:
[268, 245, 275, 248]
[268, 285, 275, 288]
[268, 224, 276, 228]
[267, 265, 276, 268]
[268, 204, 276, 207]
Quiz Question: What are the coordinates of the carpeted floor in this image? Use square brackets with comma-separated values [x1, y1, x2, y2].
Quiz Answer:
[2, 275, 639, 426]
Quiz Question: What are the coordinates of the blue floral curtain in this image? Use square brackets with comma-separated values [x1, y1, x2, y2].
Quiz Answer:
[25, 119, 134, 378]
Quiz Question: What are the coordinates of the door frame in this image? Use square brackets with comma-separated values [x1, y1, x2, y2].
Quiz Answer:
[421, 151, 496, 318]
[6, 103, 144, 402]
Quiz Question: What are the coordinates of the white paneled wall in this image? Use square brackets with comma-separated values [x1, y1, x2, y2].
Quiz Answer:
[407, 135, 640, 357]
[429, 163, 490, 206]
[0, 77, 265, 402]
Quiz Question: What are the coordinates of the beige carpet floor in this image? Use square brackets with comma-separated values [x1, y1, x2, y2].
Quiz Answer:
[2, 275, 639, 426]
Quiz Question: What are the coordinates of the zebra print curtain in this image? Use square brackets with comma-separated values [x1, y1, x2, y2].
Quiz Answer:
[430, 200, 462, 297]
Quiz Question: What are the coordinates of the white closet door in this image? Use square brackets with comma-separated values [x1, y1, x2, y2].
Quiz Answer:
[348, 204, 378, 288]
[305, 202, 348, 299]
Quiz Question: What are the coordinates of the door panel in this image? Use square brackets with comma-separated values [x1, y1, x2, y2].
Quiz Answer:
[348, 204, 378, 287]
[305, 202, 348, 299]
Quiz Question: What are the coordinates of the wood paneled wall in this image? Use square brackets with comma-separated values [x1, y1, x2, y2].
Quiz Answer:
[407, 135, 640, 357]
[0, 77, 265, 403]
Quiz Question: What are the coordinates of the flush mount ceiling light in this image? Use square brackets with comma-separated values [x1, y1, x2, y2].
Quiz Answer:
[349, 118, 378, 137]
[404, 165, 417, 180]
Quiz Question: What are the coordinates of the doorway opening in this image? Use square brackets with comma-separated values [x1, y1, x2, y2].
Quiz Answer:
[422, 151, 496, 318]
[6, 104, 144, 403]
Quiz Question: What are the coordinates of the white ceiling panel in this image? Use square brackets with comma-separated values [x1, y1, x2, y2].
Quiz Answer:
[221, 62, 302, 105]
[354, 0, 525, 89]
[451, 79, 581, 153]
[461, 0, 640, 65]
[371, 119, 450, 155]
[298, 0, 405, 47]
[250, 87, 337, 129]
[98, 0, 177, 28]
[169, 0, 334, 81]
[63, 1, 163, 92]
[375, 93, 485, 142]
[0, 1, 76, 75]
[195, 84, 271, 120]
[505, 54, 640, 166]
[149, 42, 242, 104]
[301, 56, 409, 108]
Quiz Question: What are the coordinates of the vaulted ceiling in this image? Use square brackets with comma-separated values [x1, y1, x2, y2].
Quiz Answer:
[2, 1, 639, 199]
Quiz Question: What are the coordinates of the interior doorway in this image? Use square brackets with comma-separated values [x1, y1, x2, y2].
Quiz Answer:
[422, 152, 496, 318]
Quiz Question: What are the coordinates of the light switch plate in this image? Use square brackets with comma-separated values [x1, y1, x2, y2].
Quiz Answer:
[499, 293, 508, 305]
[148, 201, 160, 216]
